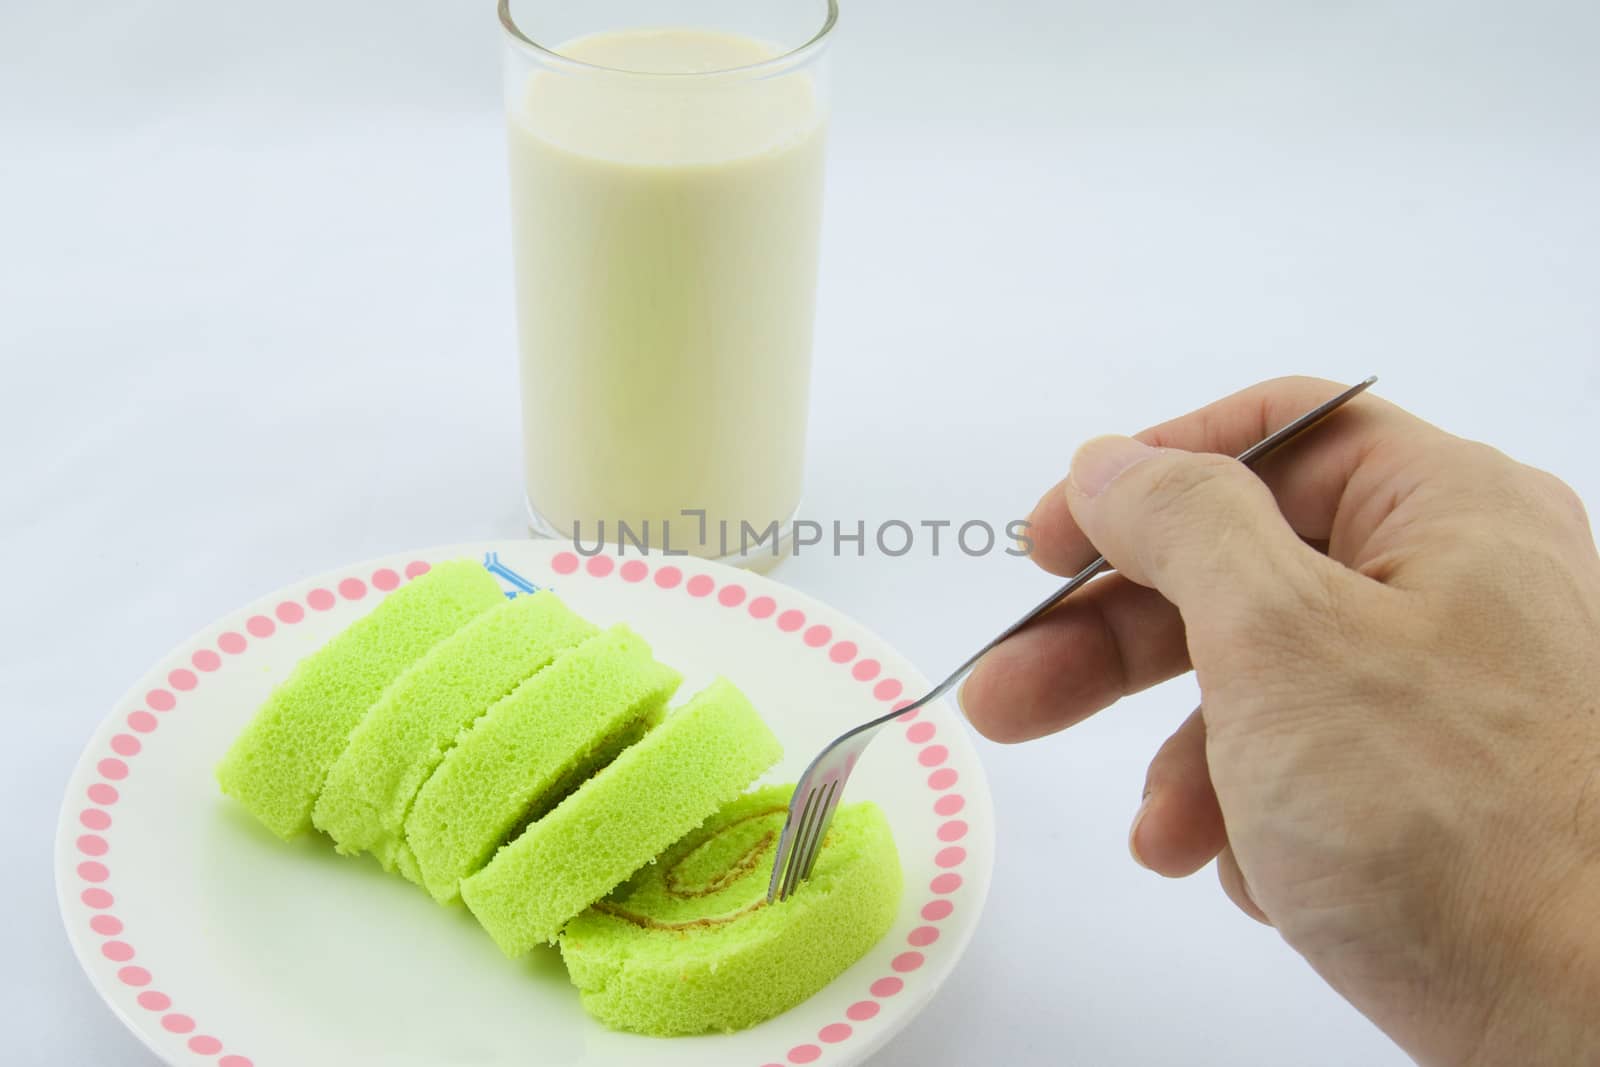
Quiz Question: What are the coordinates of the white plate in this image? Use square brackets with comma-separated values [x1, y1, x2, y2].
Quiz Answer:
[55, 541, 993, 1067]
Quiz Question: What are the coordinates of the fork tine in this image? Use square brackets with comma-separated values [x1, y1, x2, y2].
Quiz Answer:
[794, 781, 841, 888]
[782, 781, 831, 901]
[785, 778, 837, 899]
[766, 803, 797, 902]
[779, 791, 819, 901]
[769, 785, 820, 902]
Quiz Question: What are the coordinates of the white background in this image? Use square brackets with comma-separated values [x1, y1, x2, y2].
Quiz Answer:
[3, 0, 1596, 1063]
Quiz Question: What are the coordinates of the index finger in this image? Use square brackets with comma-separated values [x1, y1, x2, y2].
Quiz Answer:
[1024, 375, 1436, 577]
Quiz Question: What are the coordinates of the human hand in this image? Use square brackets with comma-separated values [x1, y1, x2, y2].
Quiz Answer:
[960, 377, 1600, 1065]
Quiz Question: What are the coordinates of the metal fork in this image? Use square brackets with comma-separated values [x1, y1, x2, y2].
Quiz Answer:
[766, 376, 1379, 902]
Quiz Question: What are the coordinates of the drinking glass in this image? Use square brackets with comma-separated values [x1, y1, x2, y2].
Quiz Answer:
[499, 0, 837, 565]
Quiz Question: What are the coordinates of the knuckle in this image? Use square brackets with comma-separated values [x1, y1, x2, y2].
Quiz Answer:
[1136, 453, 1243, 523]
[1533, 469, 1592, 534]
[1441, 440, 1595, 544]
[1132, 453, 1270, 573]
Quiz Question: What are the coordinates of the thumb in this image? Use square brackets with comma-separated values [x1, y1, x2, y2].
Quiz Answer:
[1064, 435, 1334, 628]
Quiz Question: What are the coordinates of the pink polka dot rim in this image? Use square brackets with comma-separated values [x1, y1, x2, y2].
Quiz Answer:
[819, 1022, 853, 1043]
[871, 976, 905, 998]
[892, 951, 926, 973]
[847, 999, 881, 1021]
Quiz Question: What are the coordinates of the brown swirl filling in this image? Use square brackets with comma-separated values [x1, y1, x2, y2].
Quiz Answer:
[594, 806, 791, 931]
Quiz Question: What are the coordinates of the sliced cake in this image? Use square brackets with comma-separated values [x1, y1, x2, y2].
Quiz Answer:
[216, 560, 504, 839]
[404, 625, 682, 904]
[312, 592, 598, 870]
[460, 678, 782, 956]
[558, 785, 902, 1035]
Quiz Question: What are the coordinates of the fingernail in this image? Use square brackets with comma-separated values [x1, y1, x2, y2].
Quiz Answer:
[955, 660, 981, 716]
[1128, 794, 1153, 870]
[1069, 436, 1156, 497]
[1012, 517, 1035, 557]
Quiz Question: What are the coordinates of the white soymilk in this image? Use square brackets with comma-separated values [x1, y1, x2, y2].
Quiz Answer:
[509, 29, 827, 555]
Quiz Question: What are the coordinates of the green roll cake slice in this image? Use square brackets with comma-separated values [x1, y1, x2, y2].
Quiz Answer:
[460, 677, 782, 956]
[393, 712, 664, 888]
[216, 560, 504, 839]
[311, 592, 598, 869]
[557, 785, 901, 1035]
[405, 625, 681, 904]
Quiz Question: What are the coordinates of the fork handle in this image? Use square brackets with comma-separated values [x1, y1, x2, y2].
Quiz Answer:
[927, 376, 1377, 707]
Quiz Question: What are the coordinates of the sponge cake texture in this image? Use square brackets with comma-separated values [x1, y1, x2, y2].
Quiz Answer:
[460, 678, 781, 956]
[312, 592, 597, 869]
[558, 784, 901, 1035]
[216, 560, 504, 839]
[404, 625, 681, 904]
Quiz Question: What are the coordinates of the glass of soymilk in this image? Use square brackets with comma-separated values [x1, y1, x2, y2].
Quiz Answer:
[499, 0, 836, 567]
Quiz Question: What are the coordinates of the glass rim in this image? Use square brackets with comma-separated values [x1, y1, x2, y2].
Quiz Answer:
[497, 0, 838, 78]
